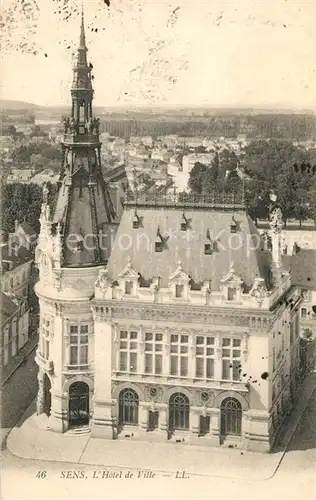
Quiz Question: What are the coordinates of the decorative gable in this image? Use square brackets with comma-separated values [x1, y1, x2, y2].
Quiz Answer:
[117, 257, 139, 296]
[168, 260, 190, 300]
[220, 262, 243, 302]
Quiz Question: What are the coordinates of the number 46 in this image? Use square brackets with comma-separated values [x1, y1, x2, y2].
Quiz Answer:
[36, 471, 47, 479]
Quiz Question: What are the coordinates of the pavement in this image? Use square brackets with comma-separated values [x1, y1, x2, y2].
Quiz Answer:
[1, 334, 38, 386]
[5, 371, 316, 483]
[1, 340, 39, 450]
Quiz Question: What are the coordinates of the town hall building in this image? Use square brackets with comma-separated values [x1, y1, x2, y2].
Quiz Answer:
[34, 13, 306, 452]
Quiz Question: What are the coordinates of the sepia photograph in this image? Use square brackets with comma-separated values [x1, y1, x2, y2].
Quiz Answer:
[1, 1, 316, 499]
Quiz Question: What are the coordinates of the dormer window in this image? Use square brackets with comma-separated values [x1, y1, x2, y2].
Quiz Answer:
[175, 284, 184, 298]
[227, 287, 237, 301]
[132, 210, 140, 229]
[155, 226, 164, 252]
[180, 213, 188, 231]
[204, 243, 213, 255]
[204, 229, 213, 254]
[125, 281, 133, 295]
[230, 216, 237, 233]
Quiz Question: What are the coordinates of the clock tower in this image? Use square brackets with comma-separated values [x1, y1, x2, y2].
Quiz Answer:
[34, 11, 118, 433]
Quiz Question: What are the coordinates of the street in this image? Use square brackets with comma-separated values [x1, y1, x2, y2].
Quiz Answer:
[1, 349, 38, 431]
[1, 386, 315, 499]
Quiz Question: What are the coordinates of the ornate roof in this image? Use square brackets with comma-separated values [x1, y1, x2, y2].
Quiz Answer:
[106, 195, 274, 291]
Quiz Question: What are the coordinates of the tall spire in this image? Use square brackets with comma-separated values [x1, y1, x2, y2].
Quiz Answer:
[51, 10, 117, 268]
[79, 5, 87, 50]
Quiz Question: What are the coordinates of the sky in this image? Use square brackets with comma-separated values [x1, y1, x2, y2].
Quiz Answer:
[1, 0, 316, 109]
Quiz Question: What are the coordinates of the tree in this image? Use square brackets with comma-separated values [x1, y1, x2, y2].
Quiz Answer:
[188, 162, 209, 194]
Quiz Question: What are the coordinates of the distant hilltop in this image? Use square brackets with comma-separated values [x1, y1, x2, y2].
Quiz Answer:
[0, 100, 315, 116]
[0, 100, 40, 111]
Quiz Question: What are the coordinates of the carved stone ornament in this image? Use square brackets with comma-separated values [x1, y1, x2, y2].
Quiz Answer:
[145, 385, 163, 403]
[199, 390, 213, 406]
[168, 260, 190, 284]
[118, 256, 139, 280]
[220, 261, 243, 287]
[95, 267, 110, 292]
[249, 277, 267, 305]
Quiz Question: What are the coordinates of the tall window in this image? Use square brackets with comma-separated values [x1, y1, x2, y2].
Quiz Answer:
[119, 330, 138, 373]
[220, 398, 242, 436]
[221, 338, 241, 381]
[118, 389, 139, 426]
[69, 324, 89, 367]
[170, 334, 188, 377]
[125, 281, 133, 295]
[227, 287, 236, 301]
[41, 317, 52, 360]
[195, 336, 215, 379]
[144, 332, 163, 374]
[168, 393, 190, 431]
[175, 284, 184, 298]
[301, 307, 307, 319]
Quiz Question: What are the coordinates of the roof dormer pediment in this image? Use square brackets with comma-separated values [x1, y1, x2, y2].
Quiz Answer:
[168, 260, 190, 284]
[118, 256, 139, 280]
[220, 261, 243, 286]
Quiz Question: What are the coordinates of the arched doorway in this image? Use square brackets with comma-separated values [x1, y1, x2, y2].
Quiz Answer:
[118, 389, 139, 428]
[220, 397, 242, 439]
[168, 393, 190, 433]
[68, 381, 89, 428]
[43, 373, 51, 416]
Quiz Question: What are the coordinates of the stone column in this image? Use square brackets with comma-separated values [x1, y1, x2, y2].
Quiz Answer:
[36, 371, 44, 414]
[49, 391, 66, 433]
[91, 308, 114, 439]
[158, 404, 168, 434]
[209, 408, 220, 443]
[214, 334, 222, 380]
[138, 326, 145, 374]
[190, 408, 200, 434]
[188, 337, 195, 378]
[162, 332, 170, 375]
[139, 403, 148, 432]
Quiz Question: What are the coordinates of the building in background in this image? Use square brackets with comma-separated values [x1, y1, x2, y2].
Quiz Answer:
[0, 292, 30, 369]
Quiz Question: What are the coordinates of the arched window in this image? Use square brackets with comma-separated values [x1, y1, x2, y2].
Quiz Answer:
[168, 392, 190, 431]
[118, 389, 139, 426]
[220, 397, 242, 436]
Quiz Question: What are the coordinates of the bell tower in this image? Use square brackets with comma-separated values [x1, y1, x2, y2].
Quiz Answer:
[34, 10, 118, 434]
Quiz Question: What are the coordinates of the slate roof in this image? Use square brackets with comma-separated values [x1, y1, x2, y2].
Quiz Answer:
[107, 198, 274, 291]
[282, 249, 316, 290]
[0, 292, 19, 323]
[1, 243, 33, 272]
[18, 222, 37, 237]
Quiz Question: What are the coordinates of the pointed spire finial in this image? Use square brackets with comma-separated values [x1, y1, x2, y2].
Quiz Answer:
[79, 2, 87, 50]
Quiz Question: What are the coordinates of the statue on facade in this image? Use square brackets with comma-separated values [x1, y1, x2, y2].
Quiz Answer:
[70, 118, 77, 133]
[93, 117, 100, 134]
[63, 117, 70, 133]
[95, 268, 109, 294]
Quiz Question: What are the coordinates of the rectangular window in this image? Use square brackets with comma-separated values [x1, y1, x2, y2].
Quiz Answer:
[144, 332, 163, 374]
[199, 416, 210, 436]
[301, 307, 307, 319]
[221, 337, 241, 381]
[169, 333, 189, 377]
[227, 287, 236, 301]
[119, 330, 138, 373]
[175, 284, 184, 298]
[195, 336, 215, 379]
[148, 411, 159, 431]
[69, 324, 89, 366]
[125, 281, 133, 295]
